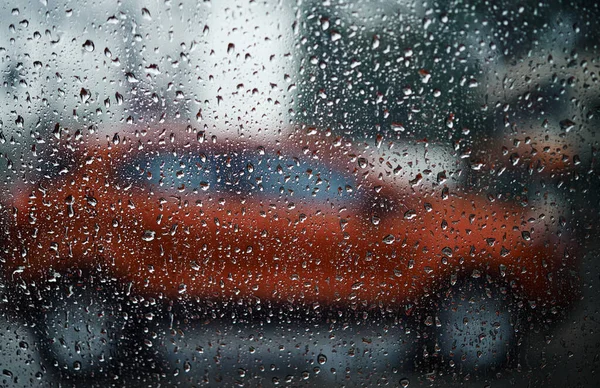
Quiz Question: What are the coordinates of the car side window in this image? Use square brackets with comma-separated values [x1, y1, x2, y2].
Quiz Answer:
[121, 150, 360, 203]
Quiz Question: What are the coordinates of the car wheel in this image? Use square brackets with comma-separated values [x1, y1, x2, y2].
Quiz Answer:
[0, 312, 50, 387]
[33, 277, 126, 380]
[434, 279, 518, 374]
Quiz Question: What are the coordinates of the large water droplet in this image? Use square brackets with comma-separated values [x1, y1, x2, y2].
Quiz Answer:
[142, 230, 156, 241]
[82, 39, 95, 52]
[80, 88, 91, 103]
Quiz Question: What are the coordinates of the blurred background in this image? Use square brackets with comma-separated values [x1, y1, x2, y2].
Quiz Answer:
[0, 0, 599, 386]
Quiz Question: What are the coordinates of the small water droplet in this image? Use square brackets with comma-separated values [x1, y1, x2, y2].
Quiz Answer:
[371, 34, 380, 49]
[142, 230, 156, 241]
[404, 210, 417, 219]
[141, 7, 151, 20]
[418, 69, 431, 83]
[383, 234, 395, 244]
[145, 64, 160, 75]
[317, 354, 327, 365]
[559, 119, 576, 132]
[125, 72, 139, 83]
[391, 122, 405, 132]
[15, 115, 24, 128]
[86, 196, 98, 207]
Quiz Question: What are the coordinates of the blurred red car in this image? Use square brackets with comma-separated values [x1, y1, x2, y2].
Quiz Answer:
[1, 125, 576, 310]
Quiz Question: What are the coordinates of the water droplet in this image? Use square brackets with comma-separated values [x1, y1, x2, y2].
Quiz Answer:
[141, 65, 160, 79]
[80, 88, 91, 103]
[383, 234, 395, 244]
[423, 17, 432, 30]
[317, 354, 327, 365]
[142, 230, 156, 241]
[15, 115, 24, 128]
[441, 187, 449, 200]
[391, 122, 405, 132]
[115, 92, 124, 105]
[404, 210, 417, 220]
[141, 7, 152, 20]
[86, 196, 98, 207]
[419, 69, 431, 83]
[559, 119, 576, 132]
[351, 282, 363, 290]
[372, 34, 380, 49]
[125, 72, 139, 83]
[82, 39, 95, 52]
[446, 114, 454, 128]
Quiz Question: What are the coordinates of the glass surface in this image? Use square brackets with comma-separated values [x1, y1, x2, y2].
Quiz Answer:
[0, 0, 598, 386]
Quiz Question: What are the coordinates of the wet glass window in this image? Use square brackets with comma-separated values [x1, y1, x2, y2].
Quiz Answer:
[0, 0, 599, 387]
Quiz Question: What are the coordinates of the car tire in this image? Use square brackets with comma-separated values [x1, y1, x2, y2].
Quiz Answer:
[433, 278, 519, 374]
[31, 276, 126, 382]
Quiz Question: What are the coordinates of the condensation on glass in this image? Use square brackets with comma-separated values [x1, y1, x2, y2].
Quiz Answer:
[0, 0, 598, 386]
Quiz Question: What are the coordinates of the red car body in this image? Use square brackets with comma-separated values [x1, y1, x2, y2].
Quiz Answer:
[1, 126, 577, 310]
